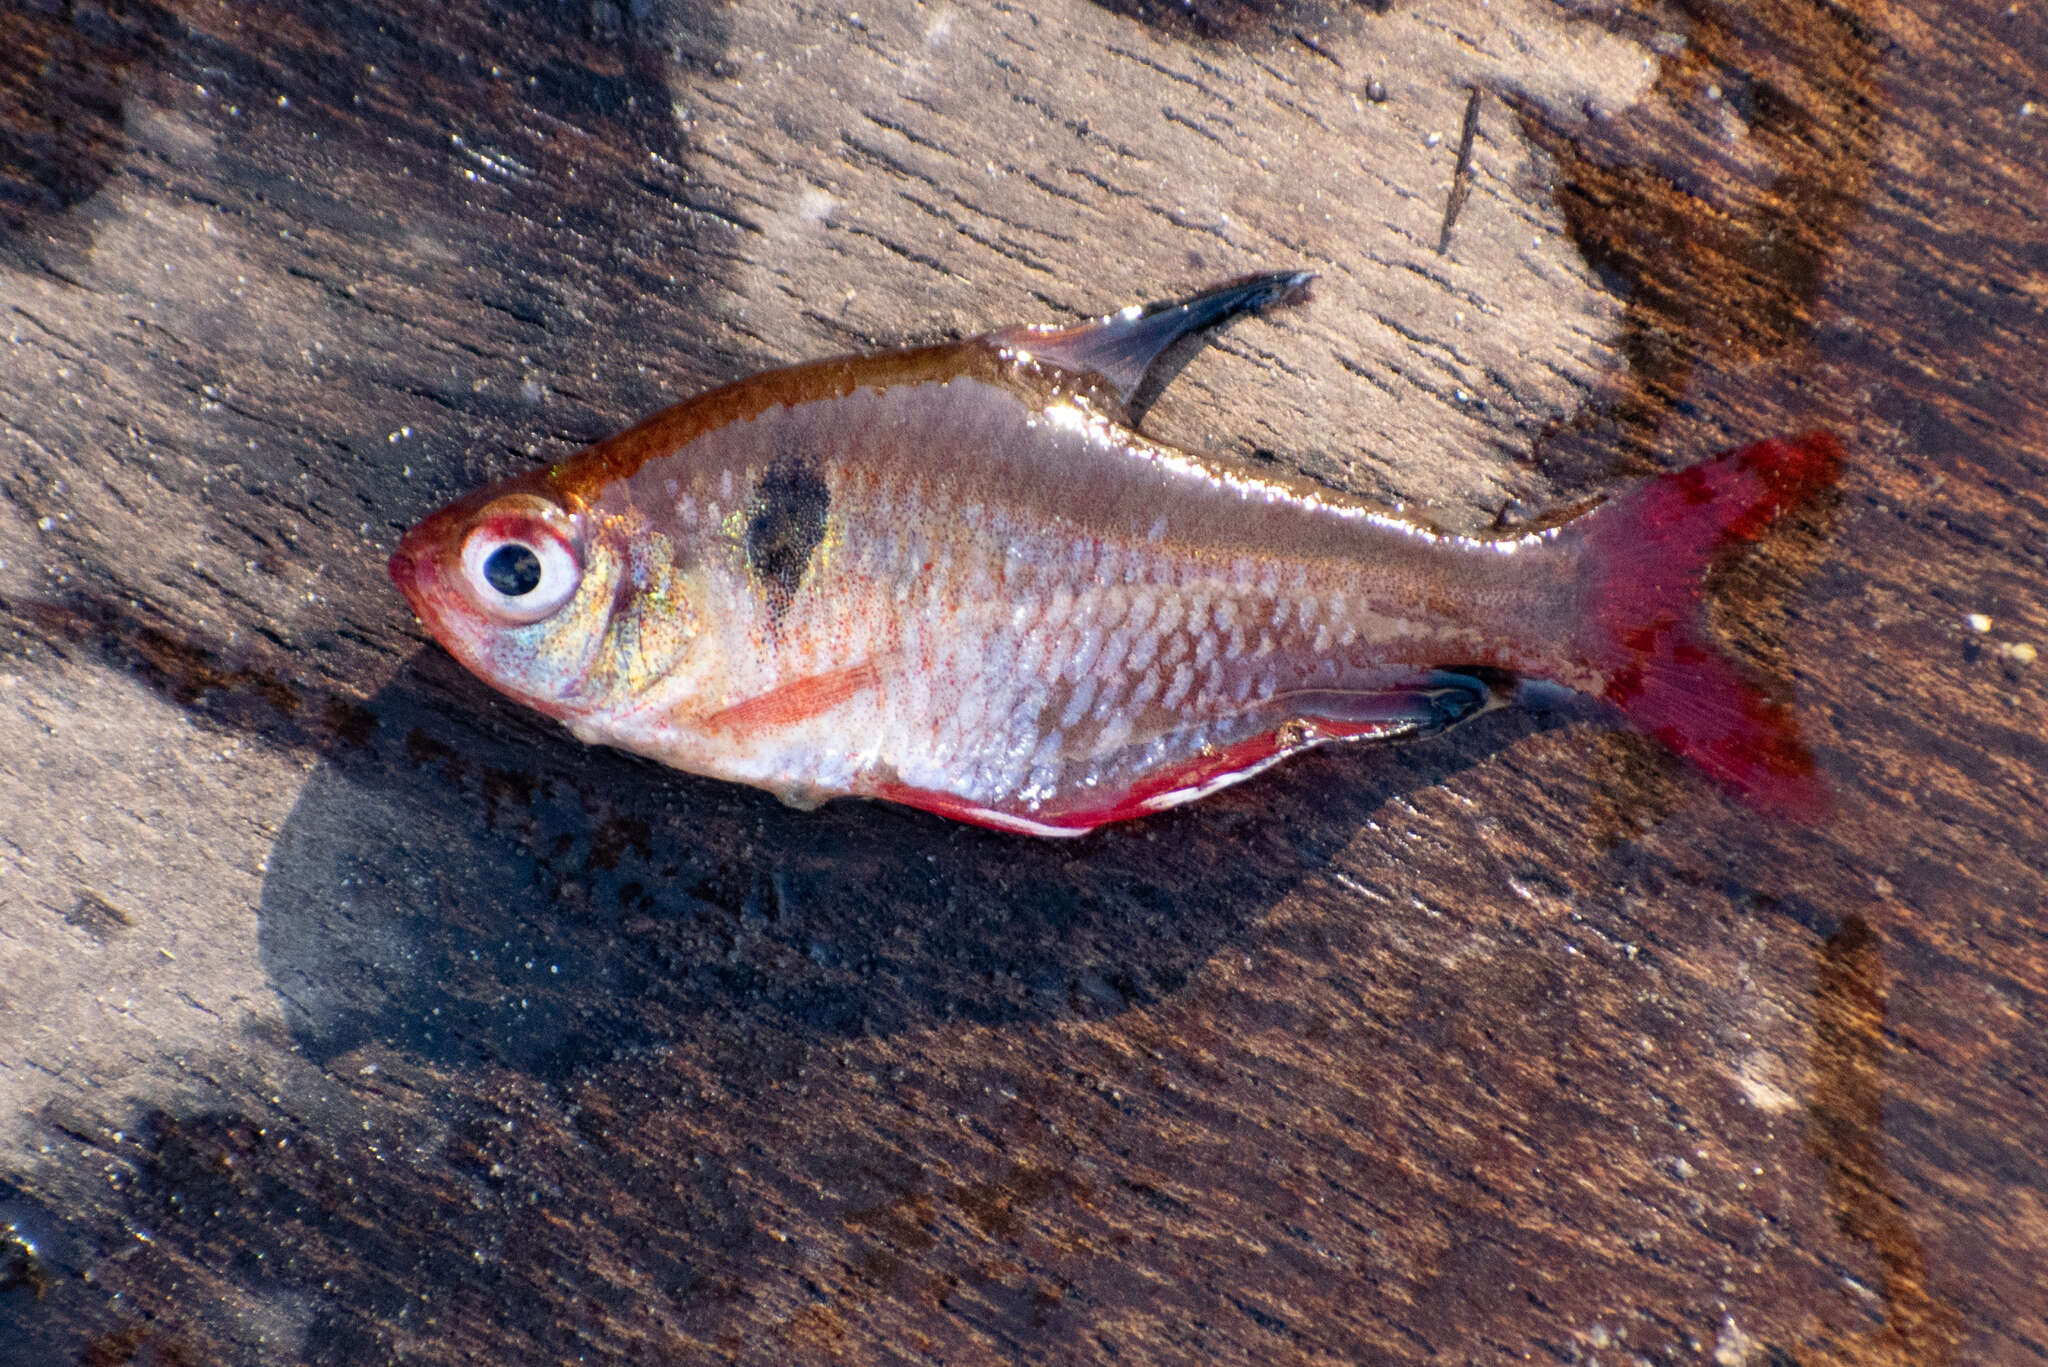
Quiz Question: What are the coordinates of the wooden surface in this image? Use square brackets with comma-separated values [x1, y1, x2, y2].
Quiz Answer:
[2, 0, 2044, 1362]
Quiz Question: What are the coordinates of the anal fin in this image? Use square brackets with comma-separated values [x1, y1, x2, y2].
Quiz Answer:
[1274, 669, 1507, 742]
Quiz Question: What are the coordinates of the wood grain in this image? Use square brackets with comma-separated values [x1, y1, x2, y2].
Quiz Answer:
[2, 0, 2044, 1362]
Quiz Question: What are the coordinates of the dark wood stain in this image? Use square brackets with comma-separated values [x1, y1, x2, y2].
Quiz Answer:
[1805, 914, 1965, 1365]
[1510, 0, 1886, 476]
[0, 0, 175, 237]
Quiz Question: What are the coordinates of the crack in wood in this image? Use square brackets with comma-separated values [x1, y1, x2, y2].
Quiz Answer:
[1437, 86, 1483, 256]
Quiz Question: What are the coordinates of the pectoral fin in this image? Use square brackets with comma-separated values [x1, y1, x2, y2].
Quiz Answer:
[986, 271, 1314, 413]
[700, 660, 881, 735]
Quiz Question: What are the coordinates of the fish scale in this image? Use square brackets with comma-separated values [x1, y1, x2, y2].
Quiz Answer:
[392, 274, 1841, 834]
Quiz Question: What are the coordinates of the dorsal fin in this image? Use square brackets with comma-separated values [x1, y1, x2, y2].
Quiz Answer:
[984, 272, 1314, 413]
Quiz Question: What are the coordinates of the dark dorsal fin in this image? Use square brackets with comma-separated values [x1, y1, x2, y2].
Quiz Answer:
[984, 272, 1314, 416]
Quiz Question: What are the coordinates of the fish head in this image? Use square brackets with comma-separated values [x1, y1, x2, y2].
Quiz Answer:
[389, 471, 711, 724]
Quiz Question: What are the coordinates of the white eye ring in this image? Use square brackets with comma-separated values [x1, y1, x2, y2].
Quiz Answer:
[460, 519, 582, 624]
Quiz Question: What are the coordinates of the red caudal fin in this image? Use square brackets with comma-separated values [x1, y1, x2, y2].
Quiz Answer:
[1566, 432, 1842, 820]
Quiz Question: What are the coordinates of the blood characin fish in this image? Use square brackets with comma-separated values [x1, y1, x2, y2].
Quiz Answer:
[391, 274, 1838, 836]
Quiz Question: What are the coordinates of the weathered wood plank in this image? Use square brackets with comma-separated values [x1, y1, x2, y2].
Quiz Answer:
[2, 0, 2044, 1362]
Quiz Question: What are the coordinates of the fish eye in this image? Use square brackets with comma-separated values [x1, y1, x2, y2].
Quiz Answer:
[460, 506, 582, 624]
[483, 543, 542, 597]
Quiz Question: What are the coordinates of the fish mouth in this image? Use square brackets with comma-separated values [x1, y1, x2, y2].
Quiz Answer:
[387, 542, 420, 601]
[386, 521, 582, 720]
[387, 533, 511, 691]
[388, 525, 467, 640]
[387, 536, 435, 623]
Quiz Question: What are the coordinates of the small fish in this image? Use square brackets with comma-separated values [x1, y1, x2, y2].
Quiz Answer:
[391, 274, 1839, 836]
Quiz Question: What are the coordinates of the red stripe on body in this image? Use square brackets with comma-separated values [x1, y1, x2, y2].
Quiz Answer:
[872, 714, 1405, 836]
[701, 661, 881, 734]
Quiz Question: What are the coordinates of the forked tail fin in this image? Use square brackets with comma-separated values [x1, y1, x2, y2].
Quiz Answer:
[1566, 432, 1842, 820]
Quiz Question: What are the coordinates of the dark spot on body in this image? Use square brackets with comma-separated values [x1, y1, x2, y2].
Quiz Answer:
[745, 453, 830, 624]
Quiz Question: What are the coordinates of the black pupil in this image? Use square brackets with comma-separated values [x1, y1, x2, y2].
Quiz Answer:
[483, 543, 544, 597]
